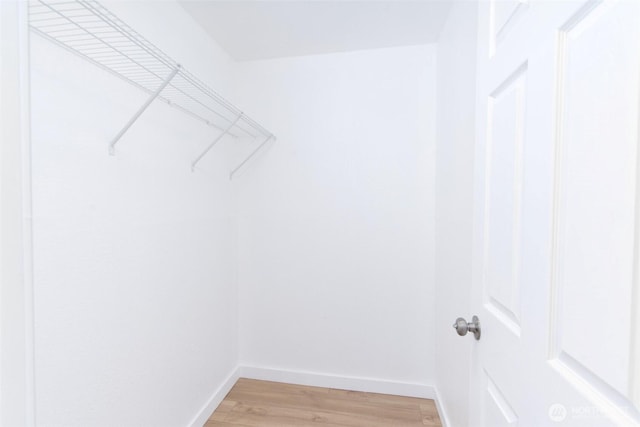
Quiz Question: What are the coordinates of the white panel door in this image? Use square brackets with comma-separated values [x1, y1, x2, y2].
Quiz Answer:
[470, 1, 640, 426]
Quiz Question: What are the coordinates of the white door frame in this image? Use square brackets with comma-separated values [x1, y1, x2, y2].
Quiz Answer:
[0, 1, 35, 426]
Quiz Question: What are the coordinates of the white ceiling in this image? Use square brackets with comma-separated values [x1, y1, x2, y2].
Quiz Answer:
[178, 1, 453, 61]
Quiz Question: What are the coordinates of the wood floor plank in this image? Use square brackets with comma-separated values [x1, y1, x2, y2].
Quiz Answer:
[328, 388, 437, 410]
[205, 421, 252, 427]
[227, 380, 423, 421]
[209, 378, 442, 427]
[208, 400, 238, 422]
[227, 390, 422, 421]
[225, 401, 425, 427]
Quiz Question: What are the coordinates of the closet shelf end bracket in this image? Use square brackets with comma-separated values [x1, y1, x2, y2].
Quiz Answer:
[191, 113, 244, 171]
[230, 133, 275, 180]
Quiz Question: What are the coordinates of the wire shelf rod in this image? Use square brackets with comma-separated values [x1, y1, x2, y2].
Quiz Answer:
[167, 104, 241, 138]
[30, 0, 274, 174]
[161, 84, 244, 128]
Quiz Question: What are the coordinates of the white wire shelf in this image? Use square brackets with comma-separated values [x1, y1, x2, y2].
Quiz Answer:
[29, 0, 274, 177]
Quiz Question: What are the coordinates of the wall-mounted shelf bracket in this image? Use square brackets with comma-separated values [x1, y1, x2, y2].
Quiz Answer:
[191, 113, 243, 171]
[108, 65, 181, 155]
[230, 134, 274, 180]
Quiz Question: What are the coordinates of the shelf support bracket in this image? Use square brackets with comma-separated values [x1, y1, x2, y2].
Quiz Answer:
[230, 134, 274, 180]
[109, 65, 181, 155]
[191, 113, 243, 171]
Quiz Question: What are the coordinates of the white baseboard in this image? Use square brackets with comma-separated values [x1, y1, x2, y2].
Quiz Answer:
[238, 365, 437, 400]
[434, 387, 451, 427]
[187, 367, 241, 427]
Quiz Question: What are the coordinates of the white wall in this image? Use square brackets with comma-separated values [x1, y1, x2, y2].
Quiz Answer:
[30, 2, 239, 426]
[27, 0, 473, 423]
[435, 2, 478, 427]
[233, 45, 437, 392]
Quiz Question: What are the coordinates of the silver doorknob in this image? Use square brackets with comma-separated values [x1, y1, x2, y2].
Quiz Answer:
[453, 315, 481, 340]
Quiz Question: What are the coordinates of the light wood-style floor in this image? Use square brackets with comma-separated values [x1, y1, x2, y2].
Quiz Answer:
[206, 378, 442, 427]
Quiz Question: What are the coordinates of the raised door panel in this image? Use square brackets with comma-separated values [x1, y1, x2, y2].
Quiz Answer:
[484, 65, 527, 336]
[550, 0, 640, 421]
[484, 371, 519, 426]
[490, 0, 529, 56]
